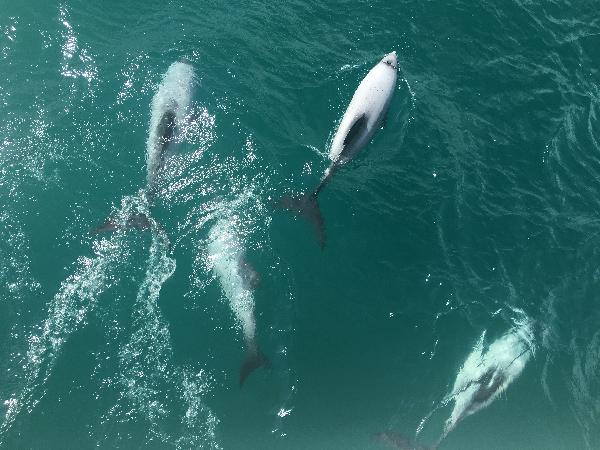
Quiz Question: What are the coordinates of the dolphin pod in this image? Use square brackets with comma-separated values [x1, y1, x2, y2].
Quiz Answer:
[280, 51, 398, 248]
[91, 53, 400, 386]
[89, 54, 535, 441]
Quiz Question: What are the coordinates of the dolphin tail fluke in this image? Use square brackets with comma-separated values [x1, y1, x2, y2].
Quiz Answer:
[91, 218, 119, 234]
[91, 213, 152, 234]
[373, 431, 435, 450]
[278, 193, 325, 249]
[239, 348, 270, 387]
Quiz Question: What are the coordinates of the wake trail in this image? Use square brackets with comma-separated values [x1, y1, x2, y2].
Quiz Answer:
[0, 234, 127, 442]
[114, 229, 219, 448]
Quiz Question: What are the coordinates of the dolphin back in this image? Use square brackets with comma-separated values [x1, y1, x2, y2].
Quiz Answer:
[146, 61, 195, 188]
[208, 219, 270, 386]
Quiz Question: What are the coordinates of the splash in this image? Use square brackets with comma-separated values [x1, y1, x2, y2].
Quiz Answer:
[112, 228, 220, 448]
[58, 6, 97, 84]
[0, 232, 128, 441]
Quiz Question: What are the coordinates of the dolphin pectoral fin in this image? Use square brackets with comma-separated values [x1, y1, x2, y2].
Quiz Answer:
[239, 348, 270, 387]
[277, 194, 326, 249]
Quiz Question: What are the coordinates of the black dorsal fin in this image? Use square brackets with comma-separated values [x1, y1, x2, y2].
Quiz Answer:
[343, 114, 367, 149]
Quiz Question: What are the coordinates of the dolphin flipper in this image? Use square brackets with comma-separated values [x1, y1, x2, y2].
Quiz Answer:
[278, 193, 325, 249]
[239, 348, 270, 387]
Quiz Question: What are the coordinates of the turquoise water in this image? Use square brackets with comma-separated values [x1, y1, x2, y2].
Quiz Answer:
[1, 0, 599, 448]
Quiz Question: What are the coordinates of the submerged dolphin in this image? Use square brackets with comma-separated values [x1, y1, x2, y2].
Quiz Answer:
[207, 218, 269, 386]
[386, 318, 535, 450]
[281, 51, 398, 247]
[437, 320, 534, 445]
[374, 431, 431, 450]
[93, 60, 195, 233]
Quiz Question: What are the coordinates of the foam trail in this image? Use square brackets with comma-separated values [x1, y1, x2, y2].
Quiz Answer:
[175, 369, 221, 449]
[116, 229, 220, 447]
[118, 229, 176, 440]
[0, 233, 127, 441]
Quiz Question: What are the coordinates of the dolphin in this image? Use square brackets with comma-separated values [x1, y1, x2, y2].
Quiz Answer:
[93, 60, 195, 233]
[145, 60, 195, 196]
[207, 218, 269, 386]
[431, 319, 535, 447]
[395, 319, 534, 449]
[280, 51, 398, 247]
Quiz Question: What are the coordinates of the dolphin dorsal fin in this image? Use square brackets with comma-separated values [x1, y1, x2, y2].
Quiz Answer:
[343, 114, 367, 150]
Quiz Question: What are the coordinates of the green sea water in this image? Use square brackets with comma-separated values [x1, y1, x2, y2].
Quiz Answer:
[1, 0, 599, 449]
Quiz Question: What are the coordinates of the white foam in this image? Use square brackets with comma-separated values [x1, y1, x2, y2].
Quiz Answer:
[118, 229, 176, 425]
[102, 213, 219, 447]
[1, 231, 127, 439]
[58, 7, 97, 83]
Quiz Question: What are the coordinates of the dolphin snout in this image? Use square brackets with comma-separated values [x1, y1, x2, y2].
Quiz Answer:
[382, 51, 398, 70]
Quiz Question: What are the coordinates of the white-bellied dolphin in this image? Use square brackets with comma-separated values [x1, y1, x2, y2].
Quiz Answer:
[437, 318, 535, 445]
[207, 218, 269, 386]
[93, 60, 195, 233]
[280, 51, 398, 247]
[380, 317, 535, 449]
